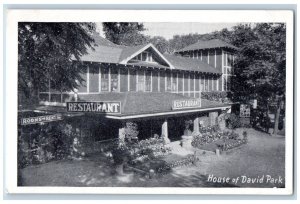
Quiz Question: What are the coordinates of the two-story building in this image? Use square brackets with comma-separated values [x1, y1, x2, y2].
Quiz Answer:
[36, 34, 237, 152]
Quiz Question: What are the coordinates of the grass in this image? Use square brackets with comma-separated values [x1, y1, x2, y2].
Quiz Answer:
[19, 128, 285, 187]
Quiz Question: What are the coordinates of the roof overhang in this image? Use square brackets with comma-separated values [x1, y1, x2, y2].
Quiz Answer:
[105, 106, 231, 120]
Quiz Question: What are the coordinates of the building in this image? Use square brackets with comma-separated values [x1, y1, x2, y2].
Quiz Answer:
[36, 34, 237, 153]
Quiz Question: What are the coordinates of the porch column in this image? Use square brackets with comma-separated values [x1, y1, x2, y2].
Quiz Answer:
[161, 119, 170, 144]
[209, 112, 218, 126]
[193, 117, 200, 135]
[118, 122, 126, 144]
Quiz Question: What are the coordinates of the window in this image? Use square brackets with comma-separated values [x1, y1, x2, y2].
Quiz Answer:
[101, 67, 109, 91]
[145, 70, 151, 92]
[205, 76, 208, 91]
[166, 72, 172, 92]
[137, 70, 145, 91]
[172, 72, 177, 92]
[110, 67, 119, 92]
[132, 51, 154, 62]
[200, 77, 204, 91]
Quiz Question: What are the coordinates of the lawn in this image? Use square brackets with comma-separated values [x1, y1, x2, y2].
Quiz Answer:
[19, 128, 285, 187]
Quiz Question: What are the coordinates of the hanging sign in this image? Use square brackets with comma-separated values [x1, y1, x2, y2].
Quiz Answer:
[240, 104, 251, 118]
[66, 102, 121, 113]
[21, 114, 63, 125]
[172, 99, 201, 110]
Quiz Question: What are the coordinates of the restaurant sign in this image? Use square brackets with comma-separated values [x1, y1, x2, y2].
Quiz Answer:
[67, 102, 121, 113]
[172, 98, 201, 110]
[21, 114, 63, 125]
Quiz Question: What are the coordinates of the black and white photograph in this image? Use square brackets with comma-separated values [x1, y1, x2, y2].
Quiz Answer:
[4, 9, 294, 195]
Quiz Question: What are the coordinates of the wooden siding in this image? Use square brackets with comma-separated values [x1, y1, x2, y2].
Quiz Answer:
[202, 50, 208, 63]
[159, 70, 165, 92]
[184, 73, 189, 92]
[216, 49, 222, 72]
[120, 67, 128, 92]
[152, 70, 159, 92]
[178, 72, 183, 92]
[129, 69, 136, 91]
[209, 49, 215, 67]
[88, 64, 99, 93]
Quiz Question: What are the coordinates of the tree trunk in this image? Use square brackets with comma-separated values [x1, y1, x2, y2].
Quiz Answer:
[273, 99, 282, 136]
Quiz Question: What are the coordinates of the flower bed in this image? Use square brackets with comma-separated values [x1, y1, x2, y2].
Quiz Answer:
[191, 128, 246, 152]
[128, 153, 199, 176]
[156, 154, 199, 174]
[217, 139, 248, 151]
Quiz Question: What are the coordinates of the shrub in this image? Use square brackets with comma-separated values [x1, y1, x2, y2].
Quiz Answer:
[225, 113, 241, 129]
[111, 143, 131, 165]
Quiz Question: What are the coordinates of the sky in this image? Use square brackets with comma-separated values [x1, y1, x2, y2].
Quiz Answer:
[96, 22, 240, 40]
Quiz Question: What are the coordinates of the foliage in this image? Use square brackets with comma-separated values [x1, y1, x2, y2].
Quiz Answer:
[18, 121, 75, 168]
[124, 122, 139, 143]
[224, 113, 241, 129]
[156, 155, 199, 174]
[18, 22, 96, 103]
[199, 125, 220, 134]
[191, 130, 240, 148]
[111, 143, 131, 165]
[102, 22, 145, 46]
[201, 91, 231, 102]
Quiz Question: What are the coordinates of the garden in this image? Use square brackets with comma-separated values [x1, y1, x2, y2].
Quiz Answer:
[191, 125, 248, 153]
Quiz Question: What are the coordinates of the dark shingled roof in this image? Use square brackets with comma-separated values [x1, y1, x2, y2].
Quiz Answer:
[163, 54, 221, 74]
[79, 34, 221, 74]
[175, 39, 238, 53]
[34, 92, 230, 118]
[76, 92, 230, 117]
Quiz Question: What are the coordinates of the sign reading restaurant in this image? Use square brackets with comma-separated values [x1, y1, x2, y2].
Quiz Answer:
[67, 102, 121, 113]
[172, 98, 201, 110]
[21, 114, 63, 125]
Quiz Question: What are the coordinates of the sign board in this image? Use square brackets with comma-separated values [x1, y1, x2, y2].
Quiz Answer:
[240, 104, 251, 118]
[21, 114, 62, 125]
[172, 98, 201, 110]
[66, 102, 121, 113]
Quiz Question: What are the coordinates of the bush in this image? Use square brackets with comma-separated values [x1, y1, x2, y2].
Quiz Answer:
[201, 91, 231, 102]
[225, 113, 241, 129]
[18, 122, 73, 168]
[111, 144, 131, 165]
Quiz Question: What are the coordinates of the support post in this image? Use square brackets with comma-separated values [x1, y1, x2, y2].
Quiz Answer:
[193, 117, 200, 135]
[118, 122, 126, 145]
[162, 119, 170, 144]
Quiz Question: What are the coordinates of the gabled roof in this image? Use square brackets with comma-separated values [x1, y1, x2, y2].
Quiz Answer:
[118, 43, 175, 69]
[79, 34, 221, 74]
[175, 39, 238, 53]
[163, 54, 221, 74]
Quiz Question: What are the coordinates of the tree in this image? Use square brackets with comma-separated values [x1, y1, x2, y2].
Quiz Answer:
[102, 22, 145, 46]
[18, 22, 96, 105]
[229, 23, 286, 135]
[149, 36, 170, 53]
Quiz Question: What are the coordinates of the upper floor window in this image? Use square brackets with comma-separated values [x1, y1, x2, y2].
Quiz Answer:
[200, 77, 204, 91]
[137, 70, 145, 92]
[204, 76, 208, 91]
[110, 67, 119, 92]
[172, 72, 177, 92]
[101, 67, 109, 91]
[145, 70, 151, 92]
[166, 72, 172, 92]
[133, 51, 154, 63]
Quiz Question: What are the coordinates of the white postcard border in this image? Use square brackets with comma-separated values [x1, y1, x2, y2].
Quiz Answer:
[4, 9, 294, 195]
